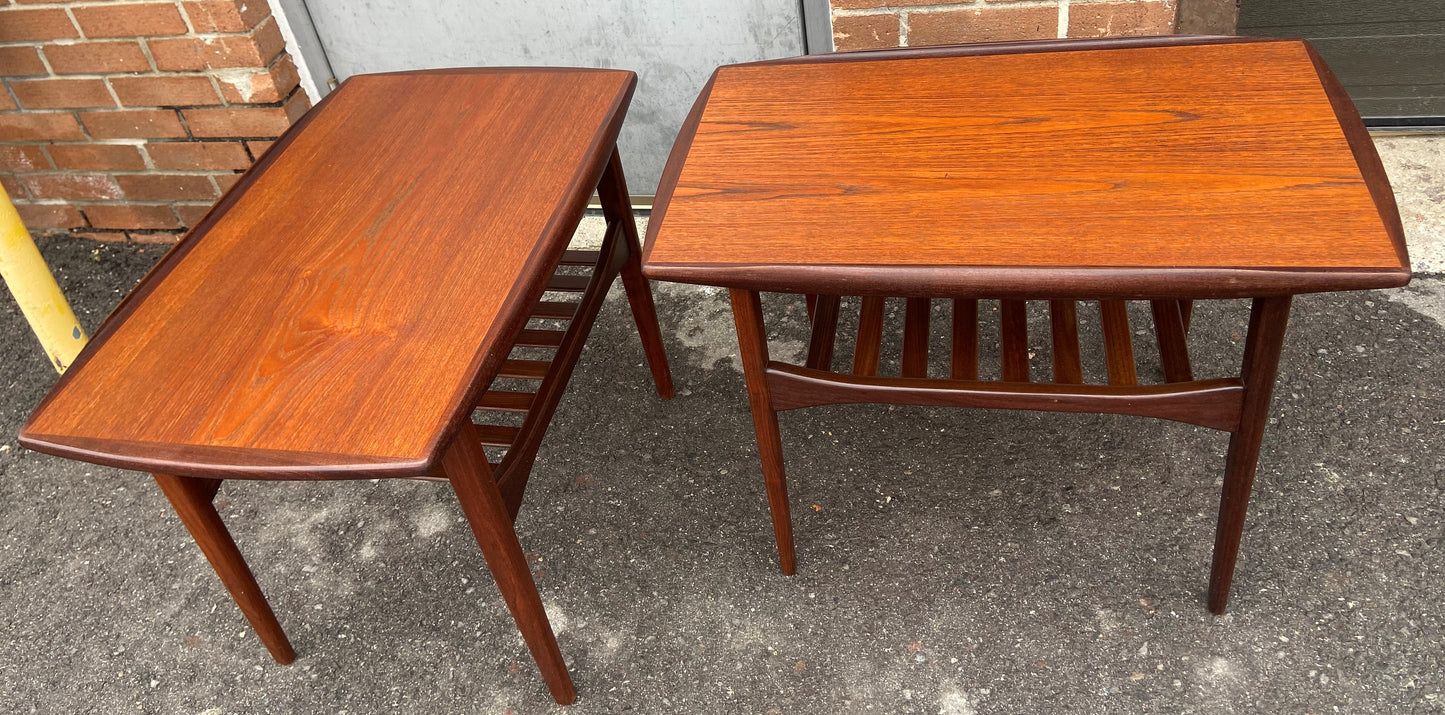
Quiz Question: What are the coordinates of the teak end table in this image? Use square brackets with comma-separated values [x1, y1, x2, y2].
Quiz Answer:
[20, 68, 673, 704]
[642, 37, 1408, 613]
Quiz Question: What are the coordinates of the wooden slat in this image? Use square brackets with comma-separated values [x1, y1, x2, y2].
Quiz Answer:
[805, 295, 841, 371]
[545, 274, 590, 292]
[1151, 300, 1194, 383]
[514, 329, 565, 348]
[1099, 300, 1138, 386]
[530, 301, 577, 320]
[805, 294, 818, 321]
[1048, 300, 1083, 384]
[498, 359, 550, 380]
[902, 297, 930, 378]
[951, 298, 978, 380]
[559, 249, 600, 266]
[852, 296, 885, 376]
[477, 390, 535, 413]
[474, 423, 520, 447]
[1179, 299, 1194, 332]
[1000, 299, 1030, 382]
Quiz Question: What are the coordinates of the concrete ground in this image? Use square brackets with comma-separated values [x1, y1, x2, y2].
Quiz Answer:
[0, 136, 1442, 714]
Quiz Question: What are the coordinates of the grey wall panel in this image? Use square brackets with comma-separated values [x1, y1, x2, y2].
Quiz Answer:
[1239, 0, 1444, 29]
[1238, 0, 1445, 120]
[301, 0, 806, 194]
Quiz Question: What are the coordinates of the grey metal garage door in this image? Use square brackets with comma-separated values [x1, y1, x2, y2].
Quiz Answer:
[290, 1, 826, 195]
[1238, 0, 1445, 124]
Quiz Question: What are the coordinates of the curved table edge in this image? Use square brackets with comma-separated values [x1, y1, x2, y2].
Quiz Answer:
[640, 263, 1412, 299]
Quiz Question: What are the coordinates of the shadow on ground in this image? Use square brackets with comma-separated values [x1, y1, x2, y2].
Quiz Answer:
[1, 233, 1441, 714]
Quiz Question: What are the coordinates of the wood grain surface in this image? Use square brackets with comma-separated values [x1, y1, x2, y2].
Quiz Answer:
[21, 68, 635, 477]
[643, 38, 1409, 297]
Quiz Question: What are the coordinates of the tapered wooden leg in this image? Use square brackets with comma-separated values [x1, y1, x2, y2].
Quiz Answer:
[1207, 296, 1292, 614]
[152, 473, 295, 665]
[598, 146, 674, 399]
[444, 421, 576, 704]
[730, 288, 797, 575]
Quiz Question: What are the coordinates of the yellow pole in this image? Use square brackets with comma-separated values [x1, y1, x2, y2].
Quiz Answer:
[0, 185, 87, 373]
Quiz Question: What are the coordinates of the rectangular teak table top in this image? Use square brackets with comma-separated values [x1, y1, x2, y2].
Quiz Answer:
[642, 37, 1409, 299]
[21, 68, 636, 478]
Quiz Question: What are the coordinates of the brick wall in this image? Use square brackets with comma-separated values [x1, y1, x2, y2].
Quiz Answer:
[831, 0, 1178, 51]
[0, 0, 311, 243]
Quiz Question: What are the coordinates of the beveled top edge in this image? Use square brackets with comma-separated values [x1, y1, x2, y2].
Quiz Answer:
[1301, 43, 1411, 269]
[19, 432, 428, 480]
[356, 66, 638, 79]
[735, 34, 1285, 67]
[642, 70, 717, 265]
[641, 262, 1412, 300]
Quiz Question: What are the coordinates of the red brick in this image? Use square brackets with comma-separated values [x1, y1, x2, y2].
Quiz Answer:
[71, 2, 188, 38]
[0, 145, 52, 171]
[0, 91, 15, 112]
[23, 173, 123, 200]
[183, 102, 290, 137]
[48, 143, 147, 171]
[84, 203, 180, 229]
[111, 75, 221, 107]
[285, 88, 311, 119]
[831, 13, 901, 51]
[73, 230, 128, 242]
[217, 55, 300, 103]
[832, 0, 962, 7]
[129, 230, 184, 243]
[146, 140, 249, 170]
[116, 172, 217, 200]
[173, 201, 214, 226]
[0, 46, 48, 76]
[14, 202, 86, 229]
[0, 112, 86, 141]
[79, 109, 187, 139]
[148, 17, 284, 70]
[1067, 1, 1176, 37]
[9, 78, 116, 110]
[0, 8, 79, 42]
[1, 174, 25, 199]
[244, 139, 273, 158]
[908, 6, 1058, 46]
[212, 171, 241, 193]
[44, 41, 152, 74]
[182, 0, 269, 32]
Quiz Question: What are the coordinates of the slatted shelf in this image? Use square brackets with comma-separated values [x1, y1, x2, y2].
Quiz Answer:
[805, 296, 1200, 390]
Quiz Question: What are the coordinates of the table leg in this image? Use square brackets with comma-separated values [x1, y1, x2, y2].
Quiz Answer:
[1207, 295, 1292, 614]
[730, 288, 797, 575]
[598, 146, 674, 400]
[152, 473, 295, 664]
[443, 421, 576, 705]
